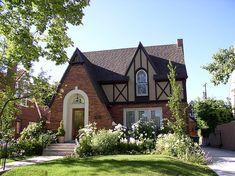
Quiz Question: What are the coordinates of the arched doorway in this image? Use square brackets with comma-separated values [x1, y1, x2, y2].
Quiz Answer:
[63, 87, 89, 142]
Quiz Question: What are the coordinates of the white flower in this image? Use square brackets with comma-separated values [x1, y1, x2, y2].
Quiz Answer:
[115, 123, 123, 130]
[129, 137, 135, 144]
[120, 138, 128, 144]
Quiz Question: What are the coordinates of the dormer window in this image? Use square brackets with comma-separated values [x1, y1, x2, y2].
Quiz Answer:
[136, 69, 148, 96]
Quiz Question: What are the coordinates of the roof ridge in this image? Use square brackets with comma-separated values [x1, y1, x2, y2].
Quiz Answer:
[83, 44, 176, 53]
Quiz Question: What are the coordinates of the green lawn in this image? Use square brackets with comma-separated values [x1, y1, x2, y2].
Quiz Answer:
[2, 155, 216, 176]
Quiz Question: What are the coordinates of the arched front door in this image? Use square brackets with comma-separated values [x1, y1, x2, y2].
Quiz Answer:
[63, 87, 89, 142]
[72, 108, 84, 139]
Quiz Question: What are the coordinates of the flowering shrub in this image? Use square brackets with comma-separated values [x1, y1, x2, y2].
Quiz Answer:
[75, 123, 96, 157]
[76, 122, 157, 157]
[19, 122, 43, 140]
[131, 120, 157, 140]
[92, 130, 121, 155]
[155, 133, 205, 164]
[15, 122, 56, 156]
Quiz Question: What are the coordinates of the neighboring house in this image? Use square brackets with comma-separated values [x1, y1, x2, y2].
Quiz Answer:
[230, 70, 235, 118]
[0, 69, 48, 138]
[49, 39, 191, 142]
[14, 99, 47, 138]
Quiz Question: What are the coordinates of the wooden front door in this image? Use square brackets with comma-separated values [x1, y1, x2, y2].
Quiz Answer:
[72, 108, 84, 139]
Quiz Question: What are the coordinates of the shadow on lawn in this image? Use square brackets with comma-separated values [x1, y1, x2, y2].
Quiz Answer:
[38, 155, 216, 176]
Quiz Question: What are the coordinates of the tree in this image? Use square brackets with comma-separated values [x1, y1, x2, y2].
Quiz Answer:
[0, 70, 58, 139]
[193, 98, 233, 137]
[203, 46, 235, 85]
[0, 0, 89, 139]
[167, 62, 186, 136]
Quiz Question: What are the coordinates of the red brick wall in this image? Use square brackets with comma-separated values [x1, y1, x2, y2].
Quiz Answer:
[49, 64, 112, 131]
[15, 101, 41, 138]
[109, 102, 171, 125]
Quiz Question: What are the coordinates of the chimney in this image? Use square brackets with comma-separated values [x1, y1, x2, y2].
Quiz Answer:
[177, 39, 184, 53]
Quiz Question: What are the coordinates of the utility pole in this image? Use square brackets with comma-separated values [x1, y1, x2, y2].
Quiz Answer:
[203, 83, 207, 99]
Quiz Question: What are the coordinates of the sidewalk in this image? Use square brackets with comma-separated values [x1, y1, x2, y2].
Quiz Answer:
[0, 156, 63, 174]
[203, 147, 235, 176]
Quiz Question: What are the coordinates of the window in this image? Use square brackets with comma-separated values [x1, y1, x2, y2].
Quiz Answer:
[126, 111, 135, 129]
[136, 69, 148, 96]
[124, 108, 162, 129]
[72, 94, 85, 104]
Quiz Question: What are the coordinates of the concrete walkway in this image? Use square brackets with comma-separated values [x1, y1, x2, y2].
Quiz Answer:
[203, 147, 235, 176]
[0, 156, 63, 174]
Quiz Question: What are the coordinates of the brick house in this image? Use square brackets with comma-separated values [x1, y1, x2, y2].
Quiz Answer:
[49, 39, 190, 142]
[15, 100, 49, 138]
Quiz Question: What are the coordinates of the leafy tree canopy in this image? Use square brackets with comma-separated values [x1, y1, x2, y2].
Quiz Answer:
[0, 0, 89, 138]
[0, 0, 89, 69]
[203, 46, 235, 85]
[192, 98, 233, 137]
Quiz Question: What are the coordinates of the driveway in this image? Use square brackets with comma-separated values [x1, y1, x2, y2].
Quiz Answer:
[203, 147, 235, 176]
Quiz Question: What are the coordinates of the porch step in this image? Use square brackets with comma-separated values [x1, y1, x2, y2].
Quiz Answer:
[43, 143, 76, 156]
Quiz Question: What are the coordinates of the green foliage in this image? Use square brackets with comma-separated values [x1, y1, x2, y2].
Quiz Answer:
[0, 0, 88, 139]
[0, 0, 89, 67]
[0, 86, 18, 140]
[167, 62, 186, 135]
[15, 122, 56, 156]
[92, 130, 121, 155]
[0, 70, 57, 139]
[17, 139, 43, 156]
[75, 123, 96, 157]
[56, 120, 65, 136]
[19, 122, 43, 140]
[203, 46, 235, 85]
[76, 123, 157, 157]
[155, 133, 205, 164]
[193, 98, 233, 137]
[131, 120, 157, 140]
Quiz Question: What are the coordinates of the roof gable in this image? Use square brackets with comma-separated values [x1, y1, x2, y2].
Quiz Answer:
[82, 41, 187, 79]
[124, 42, 157, 76]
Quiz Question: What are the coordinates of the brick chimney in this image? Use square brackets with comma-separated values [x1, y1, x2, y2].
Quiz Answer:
[177, 39, 184, 53]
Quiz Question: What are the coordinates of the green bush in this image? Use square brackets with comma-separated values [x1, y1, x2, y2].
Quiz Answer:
[117, 141, 142, 154]
[131, 120, 157, 140]
[19, 122, 43, 140]
[92, 130, 120, 155]
[16, 122, 56, 156]
[75, 123, 96, 157]
[17, 139, 43, 156]
[193, 98, 233, 137]
[76, 123, 157, 157]
[155, 133, 205, 164]
[39, 131, 57, 148]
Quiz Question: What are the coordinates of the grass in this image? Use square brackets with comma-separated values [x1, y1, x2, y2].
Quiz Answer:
[2, 155, 216, 176]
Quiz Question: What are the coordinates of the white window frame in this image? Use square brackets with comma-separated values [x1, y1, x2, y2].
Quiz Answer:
[123, 107, 163, 128]
[136, 69, 148, 96]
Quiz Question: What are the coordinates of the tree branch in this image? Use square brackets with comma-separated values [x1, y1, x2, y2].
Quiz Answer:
[0, 95, 30, 119]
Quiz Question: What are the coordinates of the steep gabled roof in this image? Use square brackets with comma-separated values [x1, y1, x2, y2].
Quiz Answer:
[83, 43, 187, 79]
[49, 40, 187, 106]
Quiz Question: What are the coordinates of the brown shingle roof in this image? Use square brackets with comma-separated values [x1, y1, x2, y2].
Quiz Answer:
[83, 44, 187, 79]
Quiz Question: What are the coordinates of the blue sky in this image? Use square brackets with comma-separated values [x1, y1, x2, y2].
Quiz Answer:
[35, 0, 235, 102]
